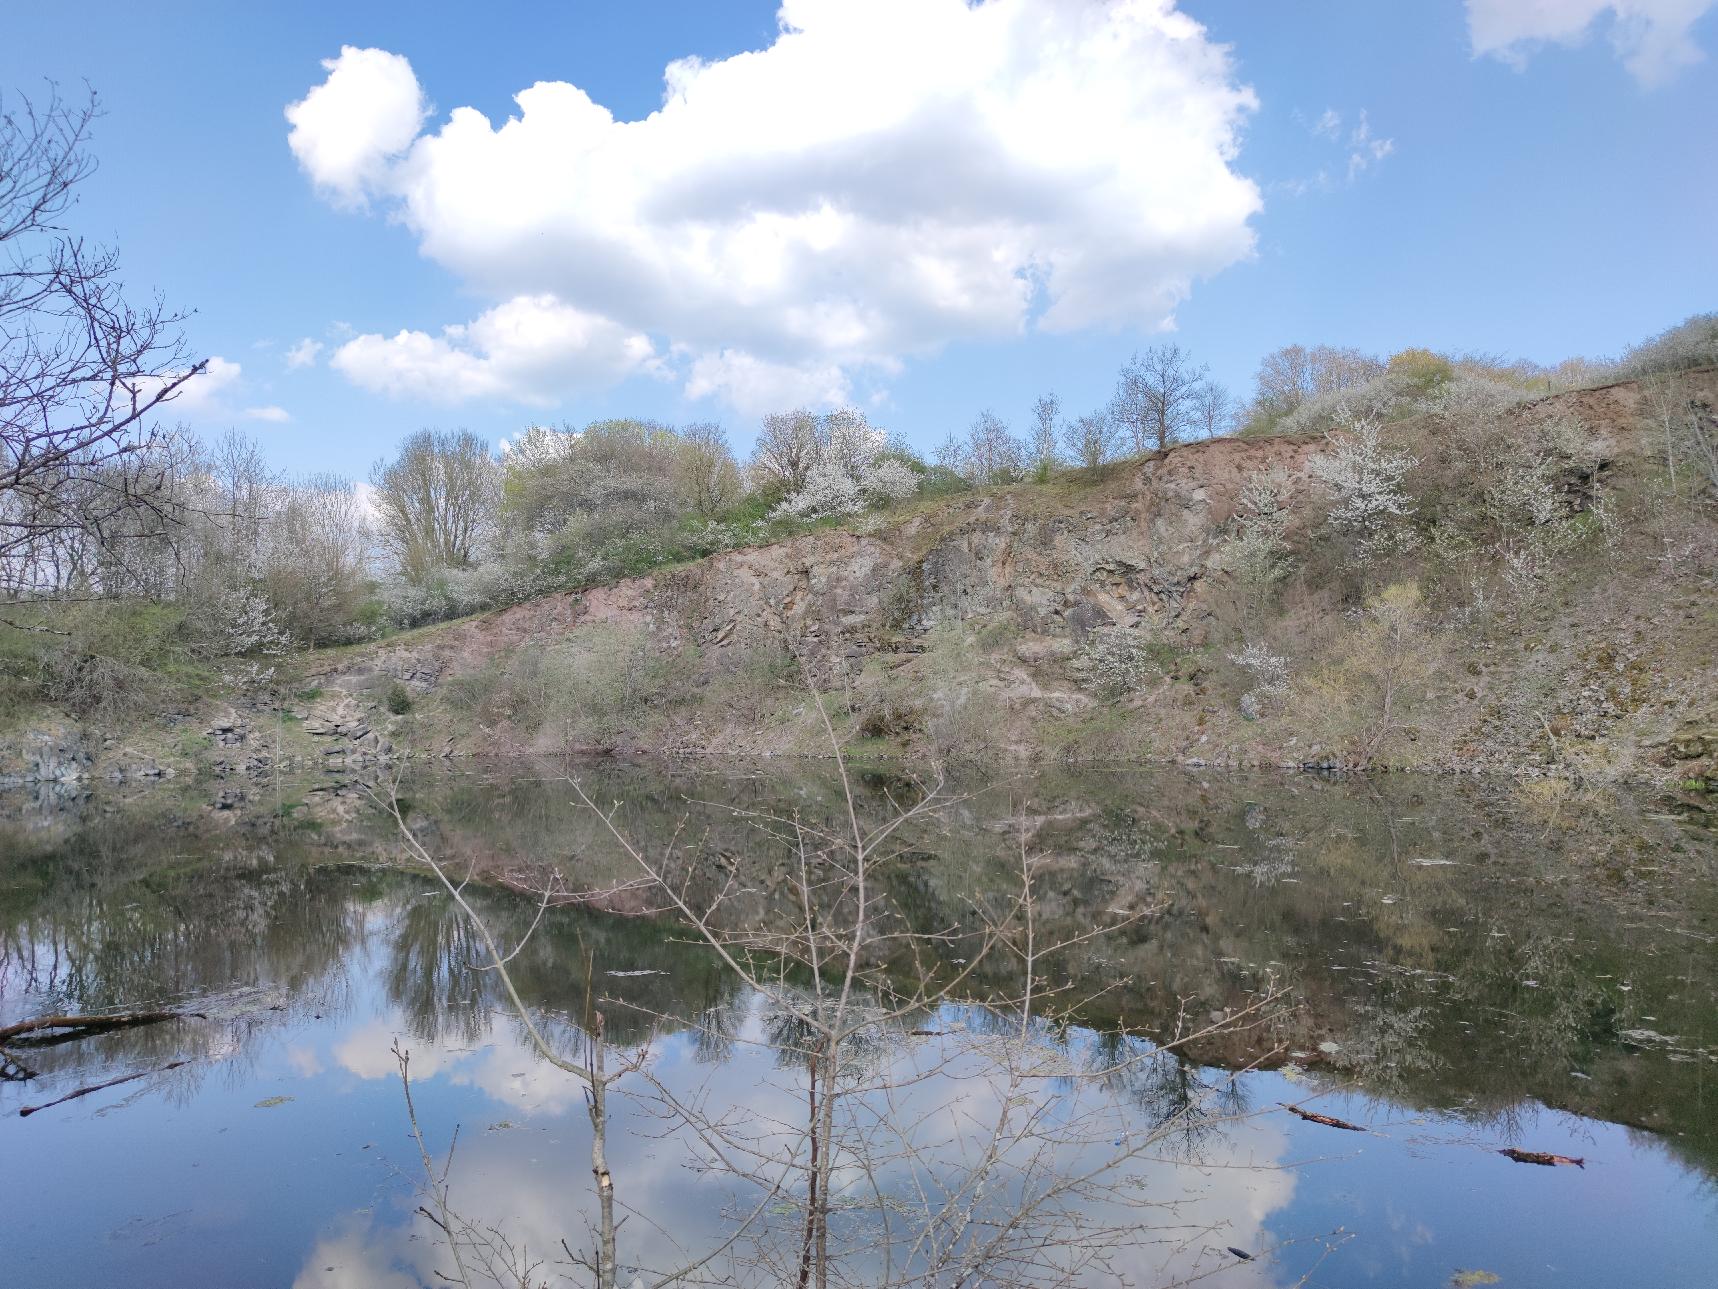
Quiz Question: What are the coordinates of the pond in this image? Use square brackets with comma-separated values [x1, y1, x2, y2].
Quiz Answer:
[2, 761, 1715, 1287]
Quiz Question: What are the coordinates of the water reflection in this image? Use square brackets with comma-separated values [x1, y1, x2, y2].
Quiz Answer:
[0, 762, 1714, 1287]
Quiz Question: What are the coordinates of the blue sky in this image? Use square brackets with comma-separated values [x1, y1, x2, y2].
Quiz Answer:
[4, 1, 1714, 479]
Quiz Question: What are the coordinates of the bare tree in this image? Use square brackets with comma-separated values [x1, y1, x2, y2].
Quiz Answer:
[1029, 393, 1061, 475]
[750, 410, 821, 494]
[1, 86, 205, 598]
[373, 695, 1297, 1288]
[258, 473, 373, 646]
[1224, 467, 1294, 621]
[1108, 344, 1208, 454]
[1192, 381, 1237, 439]
[932, 431, 966, 477]
[1061, 410, 1119, 471]
[961, 409, 1024, 484]
[370, 428, 498, 583]
[1252, 344, 1384, 420]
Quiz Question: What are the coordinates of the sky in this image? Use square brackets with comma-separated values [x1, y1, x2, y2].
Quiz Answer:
[4, 0, 1715, 478]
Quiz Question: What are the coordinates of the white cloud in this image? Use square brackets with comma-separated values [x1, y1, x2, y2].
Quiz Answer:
[285, 337, 324, 369]
[131, 356, 293, 427]
[1283, 105, 1391, 196]
[683, 348, 856, 415]
[285, 46, 428, 205]
[1468, 0, 1716, 85]
[332, 1017, 586, 1114]
[1346, 110, 1395, 179]
[330, 294, 658, 405]
[350, 480, 382, 523]
[159, 355, 243, 413]
[289, 2, 1261, 411]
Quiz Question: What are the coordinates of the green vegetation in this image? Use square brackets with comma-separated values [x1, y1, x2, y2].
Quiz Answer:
[3, 309, 1713, 788]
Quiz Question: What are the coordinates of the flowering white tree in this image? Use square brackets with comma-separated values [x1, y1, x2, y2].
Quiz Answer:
[1078, 626, 1158, 699]
[1308, 414, 1418, 563]
[773, 410, 919, 519]
[1228, 640, 1291, 719]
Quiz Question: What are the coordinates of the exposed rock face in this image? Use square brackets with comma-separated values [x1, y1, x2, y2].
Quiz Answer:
[349, 433, 1325, 688]
[0, 722, 94, 788]
[304, 372, 1715, 781]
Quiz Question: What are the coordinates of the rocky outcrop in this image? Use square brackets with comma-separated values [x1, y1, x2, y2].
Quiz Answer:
[339, 432, 1325, 693]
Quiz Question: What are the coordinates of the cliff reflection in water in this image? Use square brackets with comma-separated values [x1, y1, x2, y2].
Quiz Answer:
[1, 761, 1714, 1287]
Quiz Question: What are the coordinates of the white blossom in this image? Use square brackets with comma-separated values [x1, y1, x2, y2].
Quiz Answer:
[1308, 414, 1418, 562]
[772, 410, 920, 520]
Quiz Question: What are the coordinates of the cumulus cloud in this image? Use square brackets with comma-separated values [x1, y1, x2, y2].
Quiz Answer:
[330, 294, 659, 404]
[285, 337, 323, 369]
[683, 348, 857, 416]
[288, 1, 1261, 410]
[131, 356, 293, 427]
[160, 354, 243, 412]
[285, 45, 427, 205]
[1468, 0, 1716, 85]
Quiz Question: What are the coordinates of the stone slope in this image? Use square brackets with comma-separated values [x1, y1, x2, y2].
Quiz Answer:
[293, 369, 1715, 786]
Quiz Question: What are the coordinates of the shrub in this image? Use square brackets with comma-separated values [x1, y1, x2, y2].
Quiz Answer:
[1272, 371, 1418, 438]
[1614, 313, 1718, 379]
[1386, 348, 1455, 396]
[1223, 468, 1294, 611]
[383, 681, 413, 715]
[1076, 627, 1159, 700]
[1228, 641, 1291, 719]
[856, 695, 922, 739]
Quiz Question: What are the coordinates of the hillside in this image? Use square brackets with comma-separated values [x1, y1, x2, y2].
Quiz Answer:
[294, 369, 1716, 789]
[4, 369, 1716, 800]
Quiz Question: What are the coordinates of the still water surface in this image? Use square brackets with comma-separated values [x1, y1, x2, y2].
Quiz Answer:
[2, 762, 1715, 1287]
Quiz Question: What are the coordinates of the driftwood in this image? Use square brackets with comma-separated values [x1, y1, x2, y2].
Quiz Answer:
[0, 1009, 195, 1046]
[1499, 1147, 1585, 1169]
[18, 1059, 192, 1118]
[1281, 1102, 1367, 1132]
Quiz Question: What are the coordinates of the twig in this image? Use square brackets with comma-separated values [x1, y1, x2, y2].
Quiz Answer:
[18, 1059, 190, 1117]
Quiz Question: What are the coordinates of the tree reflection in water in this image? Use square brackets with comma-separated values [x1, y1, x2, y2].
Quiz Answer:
[0, 758, 1714, 1288]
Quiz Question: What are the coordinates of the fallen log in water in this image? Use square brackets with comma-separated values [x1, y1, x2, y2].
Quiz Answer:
[0, 1009, 197, 1045]
[18, 1059, 193, 1118]
[1499, 1147, 1585, 1169]
[1281, 1102, 1367, 1132]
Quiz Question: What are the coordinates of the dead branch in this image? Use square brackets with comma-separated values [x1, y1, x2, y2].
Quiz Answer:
[1280, 1102, 1367, 1132]
[1499, 1147, 1585, 1168]
[18, 1058, 191, 1117]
